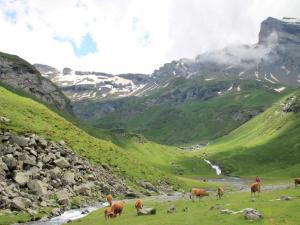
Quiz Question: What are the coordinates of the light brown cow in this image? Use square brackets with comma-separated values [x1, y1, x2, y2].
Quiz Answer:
[190, 188, 209, 201]
[135, 199, 144, 212]
[104, 207, 115, 219]
[106, 194, 113, 206]
[295, 178, 300, 187]
[217, 187, 224, 200]
[250, 182, 260, 196]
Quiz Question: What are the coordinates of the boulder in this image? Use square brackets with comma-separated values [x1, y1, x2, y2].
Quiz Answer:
[50, 167, 62, 179]
[0, 159, 9, 171]
[244, 208, 263, 220]
[10, 135, 28, 147]
[28, 180, 48, 196]
[0, 168, 5, 182]
[74, 184, 91, 196]
[167, 205, 177, 214]
[11, 198, 26, 210]
[280, 196, 292, 201]
[39, 139, 48, 148]
[51, 208, 61, 216]
[137, 208, 156, 216]
[220, 209, 236, 214]
[54, 157, 70, 168]
[11, 197, 31, 211]
[125, 190, 139, 198]
[139, 181, 157, 192]
[14, 171, 31, 186]
[56, 189, 70, 206]
[62, 171, 75, 185]
[2, 154, 17, 170]
[0, 116, 11, 124]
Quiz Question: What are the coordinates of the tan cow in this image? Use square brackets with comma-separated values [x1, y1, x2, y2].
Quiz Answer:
[217, 187, 224, 200]
[104, 207, 115, 219]
[190, 188, 209, 201]
[135, 199, 144, 212]
[106, 194, 113, 206]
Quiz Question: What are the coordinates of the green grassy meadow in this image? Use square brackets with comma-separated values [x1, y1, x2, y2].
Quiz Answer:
[67, 188, 300, 225]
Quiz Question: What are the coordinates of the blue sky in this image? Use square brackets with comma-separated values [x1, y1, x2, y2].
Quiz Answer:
[54, 33, 98, 57]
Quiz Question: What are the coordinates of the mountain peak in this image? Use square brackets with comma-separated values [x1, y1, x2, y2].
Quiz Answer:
[258, 17, 300, 45]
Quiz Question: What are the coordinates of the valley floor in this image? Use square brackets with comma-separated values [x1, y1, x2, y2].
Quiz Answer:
[66, 183, 300, 225]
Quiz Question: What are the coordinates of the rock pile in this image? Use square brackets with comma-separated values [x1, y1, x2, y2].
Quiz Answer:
[0, 129, 128, 213]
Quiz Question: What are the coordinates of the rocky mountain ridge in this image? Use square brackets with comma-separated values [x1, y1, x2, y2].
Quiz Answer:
[35, 17, 300, 104]
[0, 52, 72, 112]
[34, 64, 152, 101]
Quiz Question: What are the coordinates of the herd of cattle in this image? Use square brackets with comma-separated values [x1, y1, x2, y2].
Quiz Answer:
[103, 178, 300, 219]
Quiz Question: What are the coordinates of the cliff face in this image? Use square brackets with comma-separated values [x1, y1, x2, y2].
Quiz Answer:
[0, 52, 72, 112]
[258, 17, 300, 45]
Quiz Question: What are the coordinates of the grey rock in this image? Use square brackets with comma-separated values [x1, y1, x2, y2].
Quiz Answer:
[51, 208, 61, 216]
[50, 167, 62, 179]
[10, 135, 29, 147]
[244, 208, 263, 220]
[27, 180, 48, 196]
[167, 205, 177, 214]
[220, 209, 236, 214]
[74, 184, 91, 196]
[14, 171, 32, 186]
[62, 171, 75, 185]
[280, 196, 292, 201]
[0, 116, 11, 124]
[39, 139, 48, 148]
[137, 207, 156, 216]
[54, 157, 70, 168]
[2, 154, 17, 170]
[11, 197, 31, 210]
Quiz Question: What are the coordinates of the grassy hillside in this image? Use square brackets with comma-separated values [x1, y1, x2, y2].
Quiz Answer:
[0, 86, 217, 190]
[85, 78, 290, 146]
[203, 91, 300, 178]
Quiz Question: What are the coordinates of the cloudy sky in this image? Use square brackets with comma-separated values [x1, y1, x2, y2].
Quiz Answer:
[0, 0, 299, 74]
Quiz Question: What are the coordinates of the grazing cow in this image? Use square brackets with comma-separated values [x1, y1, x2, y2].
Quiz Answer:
[135, 199, 144, 212]
[250, 182, 261, 196]
[190, 188, 209, 201]
[295, 178, 300, 187]
[111, 201, 125, 217]
[104, 207, 115, 219]
[104, 201, 125, 219]
[217, 187, 224, 200]
[107, 194, 113, 206]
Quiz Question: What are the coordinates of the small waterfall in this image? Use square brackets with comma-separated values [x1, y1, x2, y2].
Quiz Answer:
[204, 159, 221, 175]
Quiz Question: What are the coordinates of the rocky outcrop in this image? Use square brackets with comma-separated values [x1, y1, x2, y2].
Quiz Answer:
[0, 129, 128, 212]
[283, 95, 300, 113]
[0, 52, 72, 112]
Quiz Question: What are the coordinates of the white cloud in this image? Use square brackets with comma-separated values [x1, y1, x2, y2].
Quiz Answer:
[0, 0, 299, 74]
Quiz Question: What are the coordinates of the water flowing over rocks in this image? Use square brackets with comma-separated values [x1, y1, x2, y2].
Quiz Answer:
[0, 129, 128, 214]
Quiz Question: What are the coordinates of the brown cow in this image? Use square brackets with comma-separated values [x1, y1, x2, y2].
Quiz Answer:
[135, 199, 144, 212]
[104, 201, 125, 219]
[295, 178, 300, 187]
[190, 188, 209, 201]
[250, 182, 261, 196]
[111, 201, 125, 217]
[106, 194, 113, 206]
[217, 187, 224, 200]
